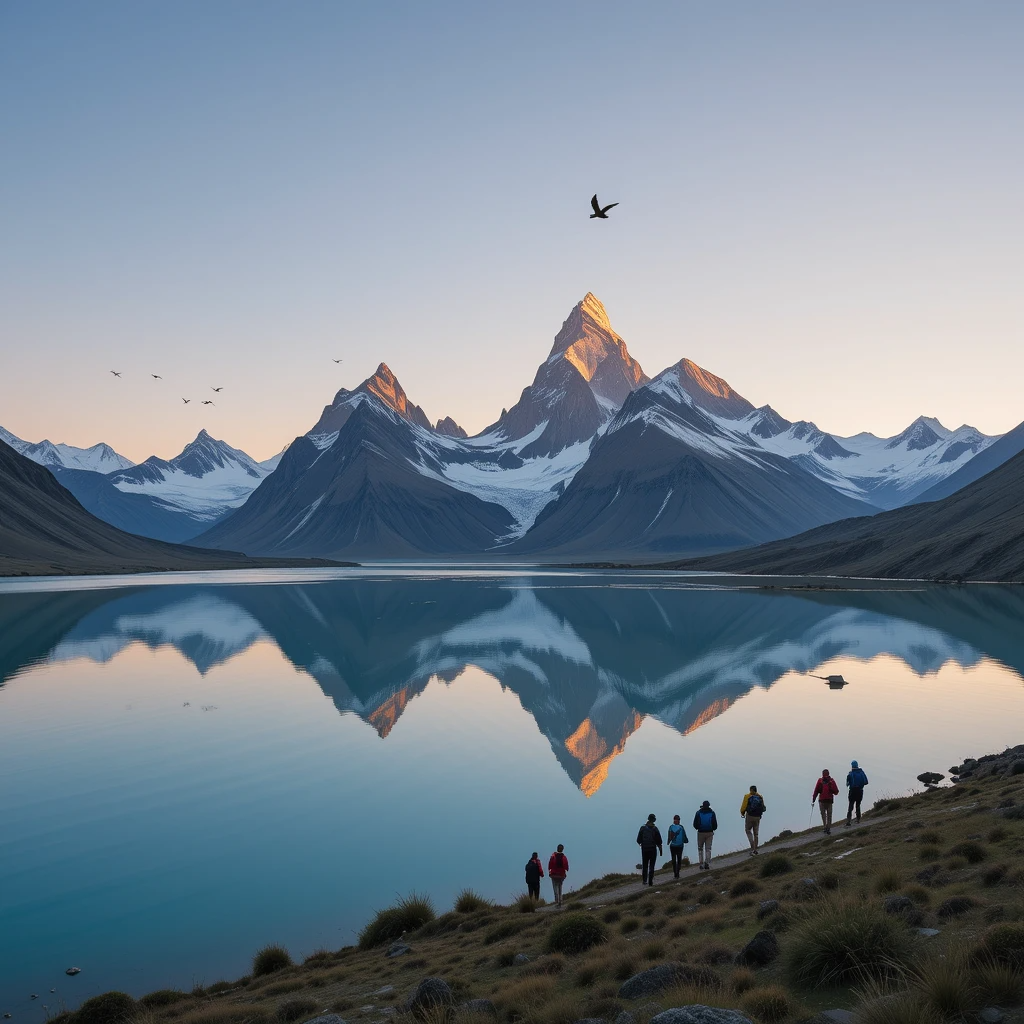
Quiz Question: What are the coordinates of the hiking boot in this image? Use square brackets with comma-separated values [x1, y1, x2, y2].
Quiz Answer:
[845, 820, 852, 827]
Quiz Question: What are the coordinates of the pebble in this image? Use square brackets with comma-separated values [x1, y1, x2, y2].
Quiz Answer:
[979, 1009, 1003, 1024]
[917, 928, 941, 937]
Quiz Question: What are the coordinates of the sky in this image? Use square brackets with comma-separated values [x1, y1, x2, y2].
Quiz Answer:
[1, 2, 1023, 463]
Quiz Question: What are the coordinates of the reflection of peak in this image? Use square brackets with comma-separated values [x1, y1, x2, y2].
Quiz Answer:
[367, 687, 413, 738]
[682, 697, 734, 736]
[565, 709, 643, 797]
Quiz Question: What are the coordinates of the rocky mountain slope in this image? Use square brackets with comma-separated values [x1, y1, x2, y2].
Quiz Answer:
[0, 425, 134, 473]
[0, 439, 338, 576]
[679, 446, 1024, 581]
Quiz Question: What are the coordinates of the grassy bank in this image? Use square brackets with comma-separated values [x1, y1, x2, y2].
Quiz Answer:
[57, 746, 1024, 1024]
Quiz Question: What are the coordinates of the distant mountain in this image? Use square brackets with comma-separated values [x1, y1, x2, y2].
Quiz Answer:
[0, 439, 339, 576]
[0, 425, 134, 473]
[680, 447, 1024, 581]
[913, 417, 1024, 505]
[512, 359, 875, 558]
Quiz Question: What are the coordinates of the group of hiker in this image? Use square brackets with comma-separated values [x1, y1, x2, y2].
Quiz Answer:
[524, 761, 869, 902]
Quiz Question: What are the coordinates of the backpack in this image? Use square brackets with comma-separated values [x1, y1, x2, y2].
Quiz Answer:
[747, 793, 764, 816]
[698, 810, 714, 831]
[554, 852, 565, 871]
[641, 824, 658, 847]
[850, 768, 868, 788]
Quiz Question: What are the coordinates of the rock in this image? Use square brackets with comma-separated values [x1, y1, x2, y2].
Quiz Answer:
[821, 1012, 854, 1024]
[65, 968, 82, 977]
[801, 877, 818, 887]
[405, 978, 454, 1021]
[917, 928, 941, 937]
[777, 830, 793, 840]
[303, 1016, 347, 1024]
[513, 953, 531, 965]
[615, 1013, 637, 1024]
[619, 964, 719, 1000]
[917, 772, 945, 785]
[374, 986, 395, 996]
[979, 1009, 1004, 1024]
[574, 1019, 606, 1024]
[916, 864, 942, 884]
[756, 900, 780, 920]
[386, 942, 412, 958]
[884, 895, 914, 915]
[735, 930, 779, 967]
[649, 1008, 753, 1024]
[462, 1000, 496, 1017]
[937, 896, 975, 919]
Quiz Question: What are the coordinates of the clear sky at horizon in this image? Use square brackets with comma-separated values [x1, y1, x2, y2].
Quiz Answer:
[2, 2, 1022, 462]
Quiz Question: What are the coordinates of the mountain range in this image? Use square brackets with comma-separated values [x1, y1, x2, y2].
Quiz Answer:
[3, 293, 1020, 568]
[2, 576, 1020, 794]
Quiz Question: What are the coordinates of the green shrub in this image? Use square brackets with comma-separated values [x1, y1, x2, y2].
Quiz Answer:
[918, 845, 941, 862]
[919, 830, 940, 844]
[697, 889, 718, 905]
[276, 999, 317, 1023]
[75, 992, 136, 1024]
[989, 826, 1010, 843]
[785, 899, 914, 986]
[358, 892, 435, 949]
[453, 888, 492, 913]
[949, 840, 987, 864]
[820, 870, 840, 891]
[620, 917, 640, 934]
[602, 908, 621, 923]
[252, 945, 293, 977]
[138, 991, 188, 1008]
[740, 984, 795, 1023]
[546, 913, 607, 955]
[759, 854, 793, 879]
[975, 923, 1024, 968]
[854, 989, 933, 1024]
[495, 951, 516, 968]
[730, 878, 761, 897]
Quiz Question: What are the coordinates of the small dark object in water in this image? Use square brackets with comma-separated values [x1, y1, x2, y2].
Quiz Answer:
[65, 968, 81, 977]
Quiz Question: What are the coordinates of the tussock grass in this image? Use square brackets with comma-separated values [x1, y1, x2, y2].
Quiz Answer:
[358, 892, 436, 949]
[454, 889, 492, 914]
[138, 992, 188, 1009]
[759, 854, 793, 879]
[973, 962, 1024, 1005]
[873, 868, 903, 894]
[252, 945, 293, 978]
[275, 1000, 317, 1023]
[740, 984, 797, 1023]
[546, 913, 607, 956]
[76, 992, 137, 1024]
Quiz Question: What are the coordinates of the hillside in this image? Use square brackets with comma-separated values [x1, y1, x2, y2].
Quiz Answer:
[0, 440, 342, 576]
[677, 447, 1024, 581]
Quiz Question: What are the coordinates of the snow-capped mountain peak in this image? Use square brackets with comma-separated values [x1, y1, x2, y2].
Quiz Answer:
[0, 425, 135, 472]
[650, 359, 757, 420]
[308, 362, 436, 436]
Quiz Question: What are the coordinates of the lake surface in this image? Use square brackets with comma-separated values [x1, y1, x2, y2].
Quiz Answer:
[3, 567, 1024, 1013]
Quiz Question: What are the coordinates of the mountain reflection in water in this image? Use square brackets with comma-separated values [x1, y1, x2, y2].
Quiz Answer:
[3, 575, 1023, 796]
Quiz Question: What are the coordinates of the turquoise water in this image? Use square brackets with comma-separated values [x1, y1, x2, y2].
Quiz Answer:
[2, 568, 1023, 1014]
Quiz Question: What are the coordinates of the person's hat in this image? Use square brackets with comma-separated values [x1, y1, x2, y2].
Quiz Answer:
[851, 760, 859, 768]
[701, 800, 710, 808]
[673, 814, 680, 821]
[648, 813, 656, 821]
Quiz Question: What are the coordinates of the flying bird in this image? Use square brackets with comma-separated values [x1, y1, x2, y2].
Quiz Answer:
[589, 194, 619, 219]
[211, 386, 224, 392]
[201, 400, 215, 405]
[110, 370, 122, 377]
[151, 374, 162, 379]
[182, 398, 191, 404]
[332, 359, 343, 363]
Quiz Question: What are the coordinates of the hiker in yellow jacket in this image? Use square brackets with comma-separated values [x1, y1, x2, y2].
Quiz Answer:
[740, 785, 766, 856]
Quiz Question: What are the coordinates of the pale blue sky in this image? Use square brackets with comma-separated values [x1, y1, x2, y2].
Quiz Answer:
[2, 2, 1022, 461]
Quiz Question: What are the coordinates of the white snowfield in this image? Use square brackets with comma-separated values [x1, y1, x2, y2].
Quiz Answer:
[113, 463, 271, 520]
[0, 425, 135, 472]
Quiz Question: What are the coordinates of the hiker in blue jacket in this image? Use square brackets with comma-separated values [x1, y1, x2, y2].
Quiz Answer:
[667, 814, 689, 878]
[692, 800, 718, 870]
[846, 760, 869, 826]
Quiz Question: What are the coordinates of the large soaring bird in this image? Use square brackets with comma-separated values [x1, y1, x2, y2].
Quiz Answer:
[589, 194, 619, 219]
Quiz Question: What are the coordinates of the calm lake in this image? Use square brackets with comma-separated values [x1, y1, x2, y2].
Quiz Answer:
[2, 567, 1024, 1012]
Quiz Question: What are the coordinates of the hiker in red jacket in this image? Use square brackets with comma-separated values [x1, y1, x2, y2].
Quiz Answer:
[812, 768, 840, 834]
[548, 844, 569, 906]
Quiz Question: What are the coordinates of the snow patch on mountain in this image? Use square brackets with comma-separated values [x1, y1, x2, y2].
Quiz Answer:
[0, 425, 135, 472]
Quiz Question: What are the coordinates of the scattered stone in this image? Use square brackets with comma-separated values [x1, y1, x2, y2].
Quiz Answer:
[386, 942, 411, 958]
[65, 968, 81, 977]
[649, 1007, 753, 1024]
[405, 978, 454, 1021]
[574, 1019, 606, 1024]
[916, 864, 942, 884]
[917, 928, 941, 938]
[822, 1012, 854, 1024]
[735, 930, 779, 967]
[917, 772, 945, 785]
[513, 954, 531, 966]
[462, 1000, 496, 1017]
[374, 987, 395, 996]
[303, 1015, 348, 1024]
[756, 900, 780, 920]
[615, 1013, 637, 1024]
[619, 964, 720, 1000]
[884, 895, 914, 916]
[937, 896, 976, 919]
[979, 1008, 1004, 1024]
[377, 1011, 397, 1019]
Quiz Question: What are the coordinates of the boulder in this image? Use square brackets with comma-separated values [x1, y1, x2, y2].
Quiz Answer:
[917, 772, 945, 785]
[979, 1009, 1004, 1024]
[574, 1019, 606, 1024]
[756, 900, 780, 920]
[386, 942, 412, 958]
[821, 1012, 854, 1024]
[735, 930, 779, 967]
[615, 1013, 637, 1024]
[513, 953, 531, 966]
[405, 978, 454, 1021]
[303, 1017, 347, 1024]
[618, 964, 720, 1000]
[461, 1000, 496, 1017]
[883, 896, 914, 916]
[649, 1008, 753, 1024]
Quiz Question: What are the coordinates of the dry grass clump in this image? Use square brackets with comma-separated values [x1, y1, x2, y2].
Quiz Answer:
[973, 962, 1024, 1005]
[759, 854, 793, 879]
[974, 922, 1024, 968]
[785, 898, 914, 986]
[873, 868, 903, 894]
[730, 878, 761, 897]
[513, 893, 541, 914]
[138, 992, 188, 1009]
[546, 913, 607, 955]
[252, 945, 293, 978]
[76, 992, 137, 1024]
[358, 892, 436, 949]
[730, 967, 756, 994]
[740, 984, 797, 1023]
[275, 999, 317, 1023]
[454, 889, 493, 913]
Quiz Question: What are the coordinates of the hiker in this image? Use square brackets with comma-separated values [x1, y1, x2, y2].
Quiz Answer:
[812, 768, 840, 834]
[846, 760, 869, 825]
[636, 813, 663, 886]
[692, 800, 718, 870]
[524, 851, 544, 900]
[548, 844, 569, 905]
[739, 785, 766, 855]
[667, 814, 689, 878]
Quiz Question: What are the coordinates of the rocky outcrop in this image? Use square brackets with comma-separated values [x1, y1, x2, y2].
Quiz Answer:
[405, 978, 453, 1021]
[619, 964, 719, 1000]
[650, 1009, 753, 1024]
[734, 930, 779, 967]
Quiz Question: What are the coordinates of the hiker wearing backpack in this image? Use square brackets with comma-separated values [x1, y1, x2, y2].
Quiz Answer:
[812, 768, 840, 834]
[667, 814, 689, 879]
[739, 786, 766, 855]
[548, 844, 569, 906]
[846, 760, 869, 826]
[636, 813, 663, 886]
[692, 800, 718, 870]
[524, 852, 544, 900]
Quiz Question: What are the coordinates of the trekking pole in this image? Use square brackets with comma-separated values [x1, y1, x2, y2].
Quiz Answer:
[809, 804, 815, 828]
